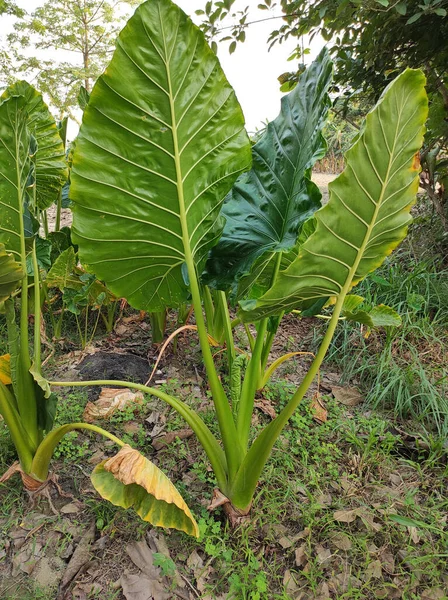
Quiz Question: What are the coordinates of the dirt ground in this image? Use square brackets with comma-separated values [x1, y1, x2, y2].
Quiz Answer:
[311, 172, 337, 204]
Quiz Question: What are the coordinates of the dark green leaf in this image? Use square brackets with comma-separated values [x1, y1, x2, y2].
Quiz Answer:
[203, 49, 332, 297]
[406, 12, 422, 24]
[0, 95, 30, 260]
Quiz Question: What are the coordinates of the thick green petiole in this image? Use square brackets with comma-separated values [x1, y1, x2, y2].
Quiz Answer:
[229, 294, 345, 509]
[50, 379, 229, 492]
[0, 382, 34, 473]
[30, 422, 125, 481]
[236, 318, 267, 449]
[31, 240, 42, 375]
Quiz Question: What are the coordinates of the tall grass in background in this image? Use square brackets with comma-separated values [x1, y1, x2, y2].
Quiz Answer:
[326, 229, 448, 436]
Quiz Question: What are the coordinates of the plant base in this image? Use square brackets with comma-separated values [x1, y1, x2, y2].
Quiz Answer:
[0, 462, 72, 514]
[208, 488, 252, 528]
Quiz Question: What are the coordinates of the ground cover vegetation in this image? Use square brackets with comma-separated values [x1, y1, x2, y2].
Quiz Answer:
[0, 0, 447, 598]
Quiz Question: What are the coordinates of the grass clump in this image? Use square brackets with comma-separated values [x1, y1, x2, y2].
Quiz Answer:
[327, 235, 448, 436]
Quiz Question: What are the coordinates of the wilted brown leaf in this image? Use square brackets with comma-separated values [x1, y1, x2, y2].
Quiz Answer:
[60, 502, 82, 515]
[421, 588, 447, 600]
[152, 428, 194, 451]
[126, 541, 160, 579]
[60, 523, 95, 591]
[254, 398, 276, 419]
[120, 573, 170, 600]
[278, 536, 295, 549]
[315, 544, 332, 564]
[295, 544, 307, 567]
[283, 569, 300, 595]
[311, 392, 327, 423]
[379, 549, 395, 575]
[365, 559, 383, 580]
[357, 508, 382, 532]
[333, 508, 359, 523]
[83, 388, 144, 422]
[197, 565, 213, 593]
[186, 549, 204, 572]
[332, 386, 364, 406]
[330, 532, 352, 551]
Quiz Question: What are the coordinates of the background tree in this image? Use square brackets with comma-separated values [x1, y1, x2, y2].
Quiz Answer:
[2, 0, 142, 119]
[0, 0, 23, 16]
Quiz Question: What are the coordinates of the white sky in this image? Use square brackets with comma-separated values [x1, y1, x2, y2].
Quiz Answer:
[0, 0, 324, 132]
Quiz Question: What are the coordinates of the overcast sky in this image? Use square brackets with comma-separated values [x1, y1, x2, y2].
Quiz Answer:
[1, 0, 324, 131]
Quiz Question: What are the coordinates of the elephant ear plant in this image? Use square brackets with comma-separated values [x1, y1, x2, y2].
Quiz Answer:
[41, 0, 429, 528]
[0, 88, 199, 536]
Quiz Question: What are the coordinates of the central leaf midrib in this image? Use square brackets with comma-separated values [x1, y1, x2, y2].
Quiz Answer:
[326, 97, 403, 304]
[161, 28, 190, 265]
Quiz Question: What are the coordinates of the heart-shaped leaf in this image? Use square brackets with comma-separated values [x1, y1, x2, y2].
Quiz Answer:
[71, 0, 251, 311]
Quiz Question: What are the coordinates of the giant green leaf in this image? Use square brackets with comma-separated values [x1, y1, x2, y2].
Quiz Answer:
[240, 69, 428, 322]
[203, 49, 332, 297]
[0, 244, 23, 303]
[91, 445, 199, 537]
[0, 95, 30, 260]
[2, 81, 68, 210]
[71, 0, 251, 311]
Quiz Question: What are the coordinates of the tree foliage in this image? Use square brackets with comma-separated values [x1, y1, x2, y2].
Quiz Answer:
[199, 0, 448, 227]
[1, 0, 142, 118]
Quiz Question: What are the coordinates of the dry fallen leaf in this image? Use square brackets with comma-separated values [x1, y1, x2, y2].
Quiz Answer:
[196, 565, 213, 593]
[283, 569, 300, 595]
[365, 559, 383, 580]
[278, 536, 295, 549]
[60, 523, 95, 591]
[330, 532, 352, 551]
[120, 573, 170, 600]
[60, 502, 82, 515]
[357, 508, 382, 532]
[311, 392, 327, 423]
[333, 508, 359, 523]
[315, 581, 331, 600]
[421, 588, 447, 600]
[83, 388, 144, 422]
[126, 541, 160, 579]
[295, 544, 307, 567]
[254, 398, 277, 419]
[332, 386, 364, 406]
[152, 428, 194, 451]
[379, 549, 395, 575]
[315, 544, 332, 565]
[186, 549, 204, 572]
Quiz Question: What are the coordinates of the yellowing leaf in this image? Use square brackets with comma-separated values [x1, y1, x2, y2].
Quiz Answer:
[0, 354, 11, 385]
[91, 445, 199, 537]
